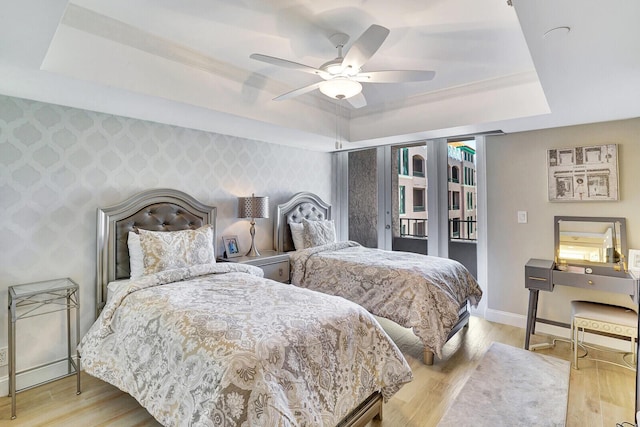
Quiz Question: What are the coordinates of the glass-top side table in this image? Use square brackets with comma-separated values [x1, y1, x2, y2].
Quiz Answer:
[8, 278, 81, 420]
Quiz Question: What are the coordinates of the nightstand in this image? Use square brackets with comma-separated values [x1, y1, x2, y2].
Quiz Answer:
[8, 278, 81, 419]
[218, 250, 290, 283]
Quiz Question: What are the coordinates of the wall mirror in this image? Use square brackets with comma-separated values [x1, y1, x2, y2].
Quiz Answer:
[554, 216, 627, 275]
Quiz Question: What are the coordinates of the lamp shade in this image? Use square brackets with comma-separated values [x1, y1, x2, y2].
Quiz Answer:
[319, 78, 362, 100]
[238, 194, 269, 219]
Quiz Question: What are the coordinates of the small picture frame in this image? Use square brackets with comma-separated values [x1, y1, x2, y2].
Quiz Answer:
[629, 249, 640, 276]
[222, 235, 242, 258]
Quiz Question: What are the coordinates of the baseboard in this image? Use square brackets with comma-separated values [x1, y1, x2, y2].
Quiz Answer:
[485, 308, 633, 352]
[0, 358, 79, 396]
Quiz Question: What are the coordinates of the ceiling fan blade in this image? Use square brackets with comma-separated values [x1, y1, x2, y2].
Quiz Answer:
[354, 70, 436, 83]
[250, 53, 330, 78]
[273, 81, 323, 101]
[346, 92, 367, 109]
[341, 24, 390, 72]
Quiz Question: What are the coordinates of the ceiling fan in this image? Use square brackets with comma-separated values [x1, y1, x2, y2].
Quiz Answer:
[250, 24, 436, 109]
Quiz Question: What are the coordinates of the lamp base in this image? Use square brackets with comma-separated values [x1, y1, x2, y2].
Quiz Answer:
[245, 220, 261, 257]
[245, 245, 261, 257]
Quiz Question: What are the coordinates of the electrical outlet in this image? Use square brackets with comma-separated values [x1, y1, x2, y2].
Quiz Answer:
[0, 347, 7, 367]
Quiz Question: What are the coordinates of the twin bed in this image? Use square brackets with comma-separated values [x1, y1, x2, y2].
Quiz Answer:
[81, 188, 412, 427]
[80, 188, 481, 426]
[275, 192, 483, 365]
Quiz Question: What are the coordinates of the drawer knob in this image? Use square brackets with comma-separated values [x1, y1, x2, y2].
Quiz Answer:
[279, 268, 283, 276]
[588, 280, 594, 285]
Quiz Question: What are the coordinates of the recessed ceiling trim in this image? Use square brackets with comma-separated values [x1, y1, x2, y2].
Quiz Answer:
[350, 70, 542, 118]
[60, 4, 246, 81]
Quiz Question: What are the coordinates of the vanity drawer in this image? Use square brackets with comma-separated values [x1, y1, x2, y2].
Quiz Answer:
[525, 259, 554, 291]
[552, 270, 636, 295]
[261, 260, 290, 283]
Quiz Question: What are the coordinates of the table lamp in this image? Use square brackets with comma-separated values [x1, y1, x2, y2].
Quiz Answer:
[238, 193, 269, 257]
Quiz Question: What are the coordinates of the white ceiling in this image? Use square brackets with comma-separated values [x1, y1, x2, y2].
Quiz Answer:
[1, 0, 639, 152]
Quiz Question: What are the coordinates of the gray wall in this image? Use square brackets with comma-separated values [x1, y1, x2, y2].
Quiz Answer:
[485, 118, 640, 327]
[0, 95, 332, 381]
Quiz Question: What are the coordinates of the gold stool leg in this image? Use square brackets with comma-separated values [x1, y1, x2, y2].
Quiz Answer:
[573, 322, 579, 370]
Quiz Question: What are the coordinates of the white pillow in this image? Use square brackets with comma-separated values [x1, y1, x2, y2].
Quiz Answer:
[138, 225, 216, 275]
[302, 219, 337, 248]
[289, 222, 305, 250]
[128, 231, 145, 279]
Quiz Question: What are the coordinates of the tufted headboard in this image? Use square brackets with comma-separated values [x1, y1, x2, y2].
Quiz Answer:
[96, 188, 216, 317]
[275, 192, 332, 253]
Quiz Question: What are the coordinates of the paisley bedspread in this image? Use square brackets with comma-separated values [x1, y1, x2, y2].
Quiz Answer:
[289, 242, 483, 358]
[79, 262, 412, 427]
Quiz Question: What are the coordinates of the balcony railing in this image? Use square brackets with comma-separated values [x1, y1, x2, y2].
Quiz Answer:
[400, 218, 428, 238]
[399, 218, 477, 241]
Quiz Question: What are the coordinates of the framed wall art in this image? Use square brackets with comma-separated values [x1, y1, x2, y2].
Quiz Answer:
[222, 235, 242, 258]
[547, 144, 619, 202]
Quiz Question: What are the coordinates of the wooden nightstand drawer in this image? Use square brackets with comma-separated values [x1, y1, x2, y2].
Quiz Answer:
[261, 260, 290, 283]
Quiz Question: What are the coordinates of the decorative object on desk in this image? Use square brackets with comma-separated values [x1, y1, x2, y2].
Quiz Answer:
[238, 194, 269, 257]
[547, 144, 618, 202]
[629, 249, 640, 275]
[222, 235, 241, 258]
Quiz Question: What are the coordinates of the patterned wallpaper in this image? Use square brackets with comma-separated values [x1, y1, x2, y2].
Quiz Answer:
[348, 149, 378, 248]
[0, 94, 332, 371]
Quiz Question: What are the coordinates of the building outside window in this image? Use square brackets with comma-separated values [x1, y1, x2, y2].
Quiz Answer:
[395, 141, 476, 241]
[397, 145, 427, 237]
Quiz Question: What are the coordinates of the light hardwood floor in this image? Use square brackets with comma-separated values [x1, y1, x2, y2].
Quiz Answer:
[0, 316, 635, 426]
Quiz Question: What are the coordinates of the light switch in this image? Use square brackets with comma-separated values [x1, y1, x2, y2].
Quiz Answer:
[517, 211, 528, 224]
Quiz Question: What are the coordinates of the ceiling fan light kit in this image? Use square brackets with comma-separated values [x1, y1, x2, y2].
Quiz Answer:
[250, 24, 435, 108]
[319, 78, 362, 99]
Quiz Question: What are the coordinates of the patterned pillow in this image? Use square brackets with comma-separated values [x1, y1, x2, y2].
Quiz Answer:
[302, 219, 336, 248]
[138, 225, 215, 275]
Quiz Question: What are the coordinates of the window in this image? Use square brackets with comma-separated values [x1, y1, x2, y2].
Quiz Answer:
[464, 152, 475, 162]
[399, 185, 406, 214]
[467, 191, 473, 209]
[451, 191, 460, 210]
[464, 166, 475, 186]
[413, 188, 425, 212]
[414, 221, 426, 237]
[451, 166, 459, 183]
[451, 219, 460, 238]
[399, 148, 409, 175]
[412, 155, 425, 177]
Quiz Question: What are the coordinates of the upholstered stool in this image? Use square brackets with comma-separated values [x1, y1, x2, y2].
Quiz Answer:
[571, 301, 637, 370]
